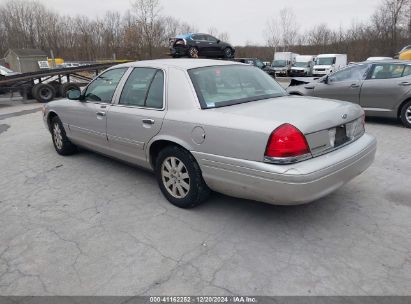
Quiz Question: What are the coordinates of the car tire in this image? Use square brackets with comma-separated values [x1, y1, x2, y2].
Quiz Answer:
[155, 146, 210, 208]
[32, 83, 56, 103]
[223, 47, 234, 59]
[51, 116, 77, 155]
[400, 100, 411, 128]
[188, 47, 199, 58]
[60, 83, 80, 98]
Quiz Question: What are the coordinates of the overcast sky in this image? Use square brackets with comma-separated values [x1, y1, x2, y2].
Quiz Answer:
[36, 0, 380, 45]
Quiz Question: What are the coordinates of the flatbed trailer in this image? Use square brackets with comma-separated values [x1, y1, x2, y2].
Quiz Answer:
[0, 62, 119, 103]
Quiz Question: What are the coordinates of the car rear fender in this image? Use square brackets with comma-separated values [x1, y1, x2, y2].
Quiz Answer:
[146, 134, 194, 168]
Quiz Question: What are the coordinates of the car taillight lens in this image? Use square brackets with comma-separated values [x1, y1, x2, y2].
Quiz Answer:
[175, 39, 185, 45]
[265, 124, 310, 159]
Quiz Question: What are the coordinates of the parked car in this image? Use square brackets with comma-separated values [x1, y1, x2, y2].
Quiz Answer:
[43, 59, 376, 208]
[287, 60, 411, 128]
[0, 65, 20, 94]
[0, 65, 19, 77]
[233, 58, 276, 78]
[169, 33, 235, 59]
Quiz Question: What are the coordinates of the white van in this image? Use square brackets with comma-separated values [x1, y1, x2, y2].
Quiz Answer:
[313, 54, 347, 77]
[290, 55, 316, 76]
[271, 52, 299, 76]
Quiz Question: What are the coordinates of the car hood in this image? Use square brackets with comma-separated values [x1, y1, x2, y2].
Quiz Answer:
[210, 95, 363, 134]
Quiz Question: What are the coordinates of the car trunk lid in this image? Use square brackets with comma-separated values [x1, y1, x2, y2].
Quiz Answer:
[210, 95, 365, 159]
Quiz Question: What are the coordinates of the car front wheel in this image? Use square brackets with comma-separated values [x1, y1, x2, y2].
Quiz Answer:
[51, 116, 77, 155]
[400, 100, 411, 128]
[155, 146, 210, 208]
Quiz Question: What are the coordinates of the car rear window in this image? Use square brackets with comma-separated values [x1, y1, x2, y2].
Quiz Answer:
[188, 65, 285, 109]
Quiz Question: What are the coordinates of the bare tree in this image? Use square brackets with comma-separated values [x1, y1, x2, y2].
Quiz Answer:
[264, 18, 281, 52]
[132, 0, 162, 59]
[279, 8, 299, 49]
[264, 7, 299, 53]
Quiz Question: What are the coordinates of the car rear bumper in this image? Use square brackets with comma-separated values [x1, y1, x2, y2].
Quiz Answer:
[193, 134, 377, 205]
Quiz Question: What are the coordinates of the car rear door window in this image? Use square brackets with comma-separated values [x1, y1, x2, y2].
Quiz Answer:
[84, 68, 127, 103]
[145, 70, 164, 109]
[192, 34, 206, 41]
[371, 64, 405, 79]
[119, 68, 164, 108]
[206, 35, 218, 42]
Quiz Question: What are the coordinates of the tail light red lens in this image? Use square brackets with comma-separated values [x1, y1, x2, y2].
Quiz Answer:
[265, 124, 310, 159]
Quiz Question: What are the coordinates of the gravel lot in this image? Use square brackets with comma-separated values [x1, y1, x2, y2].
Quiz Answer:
[0, 99, 410, 296]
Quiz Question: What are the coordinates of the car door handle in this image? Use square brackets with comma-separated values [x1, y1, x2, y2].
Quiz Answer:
[142, 118, 155, 125]
[96, 111, 106, 117]
[350, 84, 360, 88]
[304, 86, 315, 89]
[399, 82, 411, 86]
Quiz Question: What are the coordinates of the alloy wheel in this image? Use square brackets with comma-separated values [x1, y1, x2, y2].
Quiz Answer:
[161, 156, 190, 199]
[189, 48, 198, 58]
[406, 105, 411, 124]
[53, 123, 63, 150]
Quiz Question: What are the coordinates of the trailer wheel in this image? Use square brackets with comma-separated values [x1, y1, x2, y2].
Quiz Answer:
[49, 81, 62, 97]
[60, 83, 80, 98]
[32, 83, 56, 103]
[19, 86, 34, 100]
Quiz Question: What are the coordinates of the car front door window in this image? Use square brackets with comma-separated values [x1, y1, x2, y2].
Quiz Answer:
[84, 68, 127, 103]
[328, 65, 369, 83]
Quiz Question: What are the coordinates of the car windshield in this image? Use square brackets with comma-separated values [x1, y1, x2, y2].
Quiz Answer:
[272, 60, 286, 67]
[317, 57, 335, 65]
[293, 62, 308, 68]
[188, 65, 285, 109]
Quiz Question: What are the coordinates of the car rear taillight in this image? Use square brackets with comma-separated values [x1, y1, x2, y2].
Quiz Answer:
[175, 39, 186, 46]
[264, 123, 311, 164]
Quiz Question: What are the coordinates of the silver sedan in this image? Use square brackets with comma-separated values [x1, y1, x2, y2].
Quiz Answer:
[43, 59, 377, 208]
[287, 60, 411, 128]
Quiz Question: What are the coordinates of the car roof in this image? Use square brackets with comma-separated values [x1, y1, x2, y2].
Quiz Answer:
[113, 59, 242, 70]
[361, 59, 411, 64]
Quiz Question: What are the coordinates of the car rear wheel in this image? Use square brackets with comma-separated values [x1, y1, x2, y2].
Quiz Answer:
[400, 100, 411, 128]
[188, 47, 199, 58]
[155, 146, 210, 208]
[51, 116, 77, 155]
[223, 47, 234, 58]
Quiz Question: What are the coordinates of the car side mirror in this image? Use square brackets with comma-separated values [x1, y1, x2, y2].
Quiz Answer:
[323, 76, 329, 84]
[217, 39, 221, 43]
[67, 89, 82, 100]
